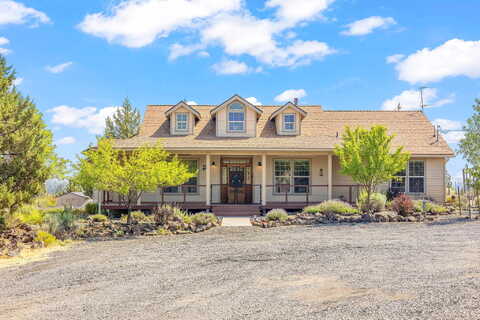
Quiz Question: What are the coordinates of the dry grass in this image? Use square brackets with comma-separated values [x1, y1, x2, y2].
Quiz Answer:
[0, 243, 75, 270]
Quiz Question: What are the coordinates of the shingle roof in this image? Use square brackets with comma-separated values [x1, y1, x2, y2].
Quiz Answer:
[112, 105, 454, 156]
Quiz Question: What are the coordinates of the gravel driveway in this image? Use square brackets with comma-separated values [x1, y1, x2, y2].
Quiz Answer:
[1, 220, 479, 320]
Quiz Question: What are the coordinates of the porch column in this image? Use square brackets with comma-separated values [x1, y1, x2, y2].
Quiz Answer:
[328, 154, 333, 200]
[261, 154, 267, 206]
[206, 154, 211, 206]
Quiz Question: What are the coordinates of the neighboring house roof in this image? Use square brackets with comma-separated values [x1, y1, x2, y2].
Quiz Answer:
[112, 104, 454, 156]
[165, 101, 201, 120]
[210, 94, 263, 118]
[57, 192, 91, 199]
[269, 102, 308, 120]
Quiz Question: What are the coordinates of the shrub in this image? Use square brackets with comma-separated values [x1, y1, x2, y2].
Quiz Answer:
[42, 207, 64, 215]
[357, 192, 387, 213]
[430, 204, 448, 214]
[191, 212, 217, 225]
[85, 202, 99, 215]
[0, 215, 5, 231]
[44, 208, 78, 236]
[392, 194, 414, 216]
[266, 209, 289, 222]
[17, 205, 44, 225]
[413, 200, 433, 213]
[304, 200, 358, 215]
[120, 211, 149, 223]
[89, 214, 108, 222]
[156, 227, 171, 236]
[35, 196, 57, 208]
[35, 231, 58, 247]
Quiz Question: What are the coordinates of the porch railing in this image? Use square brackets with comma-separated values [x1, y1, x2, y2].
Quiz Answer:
[210, 184, 262, 205]
[265, 184, 360, 205]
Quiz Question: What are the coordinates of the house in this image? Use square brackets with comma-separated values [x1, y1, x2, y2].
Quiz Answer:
[56, 192, 92, 209]
[101, 95, 454, 216]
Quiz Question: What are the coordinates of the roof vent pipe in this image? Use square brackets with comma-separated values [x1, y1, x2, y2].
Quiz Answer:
[293, 98, 298, 105]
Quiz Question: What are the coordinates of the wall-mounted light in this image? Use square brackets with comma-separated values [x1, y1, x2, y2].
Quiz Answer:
[202, 165, 206, 171]
[211, 161, 216, 166]
[258, 161, 262, 167]
[319, 168, 324, 176]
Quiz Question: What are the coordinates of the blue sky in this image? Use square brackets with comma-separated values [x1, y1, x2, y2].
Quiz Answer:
[1, 0, 479, 183]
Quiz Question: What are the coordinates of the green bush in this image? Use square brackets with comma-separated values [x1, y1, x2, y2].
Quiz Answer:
[413, 200, 433, 213]
[120, 211, 150, 223]
[35, 231, 58, 247]
[392, 194, 414, 216]
[357, 192, 386, 213]
[35, 196, 57, 208]
[156, 227, 171, 236]
[191, 212, 217, 225]
[430, 204, 448, 214]
[17, 205, 44, 225]
[304, 200, 358, 215]
[42, 207, 64, 215]
[89, 214, 108, 222]
[153, 204, 187, 224]
[266, 209, 289, 222]
[44, 208, 78, 236]
[85, 202, 99, 215]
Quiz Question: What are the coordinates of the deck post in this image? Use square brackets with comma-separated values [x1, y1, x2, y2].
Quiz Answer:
[206, 154, 211, 206]
[328, 154, 333, 200]
[262, 154, 267, 206]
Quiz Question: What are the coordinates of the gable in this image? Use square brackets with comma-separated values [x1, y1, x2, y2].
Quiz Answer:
[210, 95, 263, 118]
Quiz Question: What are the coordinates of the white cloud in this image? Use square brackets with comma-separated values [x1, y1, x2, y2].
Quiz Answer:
[56, 136, 76, 145]
[0, 37, 9, 45]
[0, 47, 11, 55]
[186, 100, 198, 105]
[341, 16, 396, 36]
[246, 97, 262, 106]
[79, 0, 337, 69]
[48, 105, 119, 134]
[197, 50, 210, 57]
[212, 59, 250, 75]
[45, 62, 73, 74]
[432, 118, 462, 130]
[393, 39, 480, 84]
[386, 54, 404, 64]
[78, 0, 241, 48]
[0, 0, 50, 26]
[13, 77, 23, 86]
[274, 89, 307, 103]
[442, 131, 465, 144]
[381, 88, 454, 111]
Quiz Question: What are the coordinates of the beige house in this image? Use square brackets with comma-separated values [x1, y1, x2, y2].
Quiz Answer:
[103, 95, 454, 216]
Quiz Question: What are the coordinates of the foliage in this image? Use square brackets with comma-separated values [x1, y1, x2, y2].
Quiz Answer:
[191, 212, 217, 225]
[334, 125, 410, 213]
[304, 200, 358, 215]
[0, 214, 5, 231]
[104, 97, 141, 139]
[156, 227, 171, 236]
[266, 208, 289, 222]
[430, 204, 448, 214]
[35, 195, 57, 208]
[89, 214, 108, 223]
[458, 99, 480, 168]
[357, 191, 386, 213]
[391, 194, 414, 216]
[35, 231, 58, 247]
[120, 210, 149, 223]
[0, 56, 60, 214]
[16, 205, 44, 225]
[85, 202, 99, 215]
[413, 200, 433, 213]
[74, 139, 195, 223]
[153, 204, 184, 224]
[44, 208, 78, 236]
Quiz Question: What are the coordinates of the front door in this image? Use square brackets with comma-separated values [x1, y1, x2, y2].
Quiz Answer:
[221, 158, 253, 204]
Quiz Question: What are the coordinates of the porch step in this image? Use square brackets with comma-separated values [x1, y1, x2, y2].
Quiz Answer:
[212, 205, 261, 217]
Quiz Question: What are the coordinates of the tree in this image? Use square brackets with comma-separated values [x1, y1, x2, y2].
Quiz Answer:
[458, 99, 480, 167]
[104, 97, 141, 139]
[0, 55, 58, 214]
[334, 125, 410, 212]
[74, 139, 195, 224]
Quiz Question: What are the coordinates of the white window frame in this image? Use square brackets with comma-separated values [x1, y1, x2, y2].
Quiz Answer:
[283, 113, 296, 132]
[227, 103, 245, 132]
[175, 112, 189, 132]
[390, 160, 425, 194]
[273, 159, 311, 194]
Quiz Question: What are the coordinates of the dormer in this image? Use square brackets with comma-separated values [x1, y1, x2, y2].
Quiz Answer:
[269, 102, 307, 136]
[165, 101, 201, 136]
[210, 95, 263, 137]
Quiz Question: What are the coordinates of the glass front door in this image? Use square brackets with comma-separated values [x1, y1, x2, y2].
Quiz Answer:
[221, 158, 252, 204]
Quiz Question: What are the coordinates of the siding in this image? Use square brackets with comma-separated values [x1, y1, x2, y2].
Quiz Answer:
[169, 106, 195, 135]
[274, 108, 302, 136]
[216, 107, 257, 137]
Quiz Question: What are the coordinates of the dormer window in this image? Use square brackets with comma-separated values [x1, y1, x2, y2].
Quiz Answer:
[228, 103, 245, 132]
[175, 113, 188, 131]
[283, 114, 296, 131]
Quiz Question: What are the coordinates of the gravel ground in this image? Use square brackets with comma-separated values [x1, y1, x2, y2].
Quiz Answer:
[1, 219, 480, 320]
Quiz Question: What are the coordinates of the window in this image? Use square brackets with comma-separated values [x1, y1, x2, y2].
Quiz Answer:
[390, 160, 425, 194]
[175, 113, 188, 131]
[274, 159, 310, 193]
[164, 160, 198, 193]
[283, 114, 296, 131]
[228, 103, 245, 132]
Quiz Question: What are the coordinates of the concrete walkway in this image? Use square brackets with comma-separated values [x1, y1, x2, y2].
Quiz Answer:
[221, 217, 252, 226]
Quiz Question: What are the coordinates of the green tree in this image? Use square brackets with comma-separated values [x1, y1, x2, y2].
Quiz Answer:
[334, 125, 410, 212]
[74, 139, 195, 224]
[458, 99, 480, 167]
[0, 55, 58, 214]
[104, 97, 141, 139]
